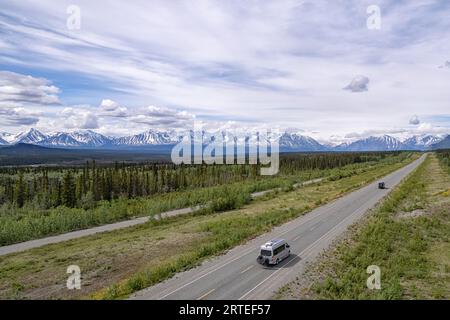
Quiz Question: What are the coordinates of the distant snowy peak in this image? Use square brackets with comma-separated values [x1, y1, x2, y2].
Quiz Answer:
[431, 135, 450, 149]
[0, 136, 8, 145]
[0, 129, 448, 151]
[339, 134, 444, 151]
[69, 130, 113, 146]
[42, 132, 84, 147]
[0, 132, 16, 144]
[279, 133, 328, 151]
[114, 130, 178, 146]
[40, 130, 113, 148]
[377, 135, 404, 150]
[13, 128, 48, 144]
[344, 135, 404, 151]
[333, 142, 350, 151]
[403, 134, 443, 150]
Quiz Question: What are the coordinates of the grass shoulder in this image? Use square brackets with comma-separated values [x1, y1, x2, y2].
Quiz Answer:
[275, 153, 449, 300]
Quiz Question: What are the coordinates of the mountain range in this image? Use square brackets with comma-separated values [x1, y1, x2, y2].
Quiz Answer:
[0, 128, 448, 151]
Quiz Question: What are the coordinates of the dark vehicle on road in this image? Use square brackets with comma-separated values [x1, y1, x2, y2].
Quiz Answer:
[378, 182, 386, 189]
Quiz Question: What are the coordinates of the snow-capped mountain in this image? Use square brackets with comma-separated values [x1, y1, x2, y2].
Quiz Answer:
[41, 132, 84, 147]
[279, 133, 328, 151]
[0, 136, 8, 145]
[12, 128, 48, 144]
[333, 142, 350, 151]
[0, 132, 16, 144]
[113, 129, 178, 146]
[431, 135, 450, 150]
[402, 135, 444, 150]
[0, 128, 448, 151]
[0, 129, 113, 148]
[40, 130, 113, 148]
[341, 135, 404, 151]
[67, 130, 113, 147]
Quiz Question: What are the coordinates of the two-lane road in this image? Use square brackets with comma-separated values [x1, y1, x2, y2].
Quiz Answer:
[131, 154, 426, 300]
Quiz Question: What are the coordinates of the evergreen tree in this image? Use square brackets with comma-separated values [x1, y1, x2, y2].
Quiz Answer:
[62, 171, 76, 208]
[14, 173, 25, 208]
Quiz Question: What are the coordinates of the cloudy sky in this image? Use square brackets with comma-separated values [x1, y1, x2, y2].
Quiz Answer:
[0, 0, 449, 143]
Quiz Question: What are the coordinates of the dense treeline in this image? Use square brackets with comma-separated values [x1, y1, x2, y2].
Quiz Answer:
[0, 152, 416, 245]
[280, 151, 397, 173]
[436, 149, 450, 170]
[0, 152, 402, 210]
[0, 161, 262, 209]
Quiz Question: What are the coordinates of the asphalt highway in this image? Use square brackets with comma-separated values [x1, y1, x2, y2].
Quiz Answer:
[131, 155, 426, 300]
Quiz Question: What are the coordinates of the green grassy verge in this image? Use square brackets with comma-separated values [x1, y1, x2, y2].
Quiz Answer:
[277, 154, 449, 300]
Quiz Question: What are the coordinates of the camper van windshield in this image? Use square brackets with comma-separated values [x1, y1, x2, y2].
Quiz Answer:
[261, 249, 272, 256]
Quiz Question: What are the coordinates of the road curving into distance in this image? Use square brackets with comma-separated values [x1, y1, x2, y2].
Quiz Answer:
[130, 154, 426, 300]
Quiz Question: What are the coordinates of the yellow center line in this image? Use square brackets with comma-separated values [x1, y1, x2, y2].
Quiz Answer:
[196, 288, 216, 300]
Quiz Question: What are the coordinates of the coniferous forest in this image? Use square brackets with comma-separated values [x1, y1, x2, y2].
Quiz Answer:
[0, 152, 394, 209]
[0, 151, 409, 245]
[437, 149, 450, 171]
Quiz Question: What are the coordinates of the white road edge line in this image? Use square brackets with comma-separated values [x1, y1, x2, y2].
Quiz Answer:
[156, 157, 423, 300]
[238, 195, 377, 300]
[158, 246, 257, 299]
[157, 202, 335, 299]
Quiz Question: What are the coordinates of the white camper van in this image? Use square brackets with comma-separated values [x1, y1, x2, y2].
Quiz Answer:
[256, 239, 291, 266]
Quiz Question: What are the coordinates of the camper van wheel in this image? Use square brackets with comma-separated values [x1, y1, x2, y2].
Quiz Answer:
[276, 258, 280, 265]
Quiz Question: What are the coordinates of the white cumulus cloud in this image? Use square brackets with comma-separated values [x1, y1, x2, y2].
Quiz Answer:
[61, 107, 99, 130]
[99, 99, 128, 117]
[0, 106, 42, 126]
[0, 71, 60, 106]
[129, 106, 195, 129]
